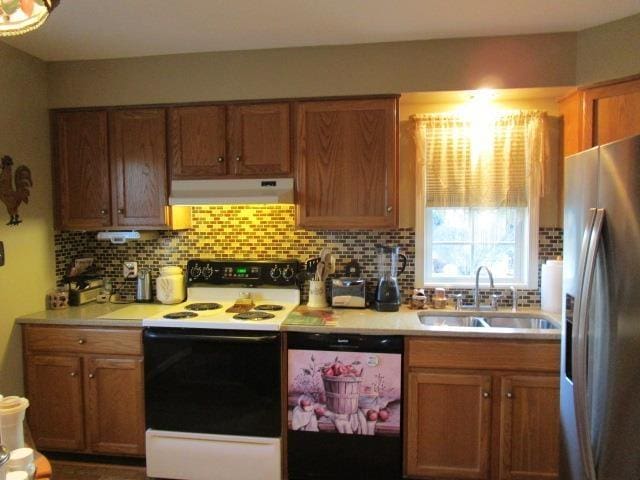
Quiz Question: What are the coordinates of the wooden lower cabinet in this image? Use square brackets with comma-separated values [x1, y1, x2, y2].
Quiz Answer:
[23, 326, 145, 456]
[25, 355, 85, 451]
[85, 357, 145, 455]
[498, 376, 559, 480]
[405, 338, 560, 480]
[406, 371, 492, 479]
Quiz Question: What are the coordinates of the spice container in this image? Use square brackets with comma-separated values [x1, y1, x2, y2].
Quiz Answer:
[432, 287, 447, 309]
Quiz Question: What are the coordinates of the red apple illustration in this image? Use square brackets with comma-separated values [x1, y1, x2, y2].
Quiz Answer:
[366, 410, 378, 421]
[378, 408, 390, 422]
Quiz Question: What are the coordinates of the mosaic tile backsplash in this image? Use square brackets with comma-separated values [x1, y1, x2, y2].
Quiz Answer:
[55, 205, 562, 308]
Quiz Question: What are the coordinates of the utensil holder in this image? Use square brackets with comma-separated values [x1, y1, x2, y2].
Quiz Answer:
[308, 280, 328, 308]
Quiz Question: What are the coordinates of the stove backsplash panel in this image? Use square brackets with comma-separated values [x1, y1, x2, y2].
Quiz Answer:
[54, 205, 562, 308]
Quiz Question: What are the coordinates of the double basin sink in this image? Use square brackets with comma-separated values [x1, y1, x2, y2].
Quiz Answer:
[419, 311, 559, 331]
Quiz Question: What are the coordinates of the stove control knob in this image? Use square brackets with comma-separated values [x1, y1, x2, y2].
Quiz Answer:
[270, 265, 282, 280]
[282, 265, 294, 281]
[202, 265, 214, 279]
[190, 264, 202, 279]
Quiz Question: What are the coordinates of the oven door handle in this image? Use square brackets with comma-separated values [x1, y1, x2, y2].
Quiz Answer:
[144, 331, 279, 344]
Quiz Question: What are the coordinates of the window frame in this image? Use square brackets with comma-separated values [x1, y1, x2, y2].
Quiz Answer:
[415, 168, 539, 290]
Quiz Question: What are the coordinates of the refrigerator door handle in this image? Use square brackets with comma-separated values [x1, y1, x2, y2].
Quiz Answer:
[571, 208, 597, 382]
[574, 208, 605, 480]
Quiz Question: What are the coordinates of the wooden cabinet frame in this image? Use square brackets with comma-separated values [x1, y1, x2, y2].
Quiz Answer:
[23, 326, 145, 457]
[405, 337, 560, 480]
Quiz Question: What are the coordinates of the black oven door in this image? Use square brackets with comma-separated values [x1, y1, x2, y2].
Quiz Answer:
[143, 327, 281, 437]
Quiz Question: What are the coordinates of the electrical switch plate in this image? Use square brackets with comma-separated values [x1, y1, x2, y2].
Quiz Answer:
[123, 261, 138, 279]
[0, 241, 4, 266]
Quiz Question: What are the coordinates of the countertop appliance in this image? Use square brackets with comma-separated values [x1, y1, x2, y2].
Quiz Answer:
[374, 244, 407, 312]
[143, 259, 299, 480]
[561, 135, 640, 480]
[287, 332, 403, 479]
[331, 277, 366, 308]
[135, 269, 152, 303]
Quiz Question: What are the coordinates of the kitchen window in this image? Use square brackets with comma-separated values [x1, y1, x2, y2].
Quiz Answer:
[413, 108, 548, 288]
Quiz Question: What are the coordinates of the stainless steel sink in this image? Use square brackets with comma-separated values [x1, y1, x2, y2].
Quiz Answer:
[418, 315, 487, 328]
[480, 317, 559, 329]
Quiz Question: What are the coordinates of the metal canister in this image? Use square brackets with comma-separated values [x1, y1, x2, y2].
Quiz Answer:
[136, 269, 153, 303]
[0, 445, 10, 480]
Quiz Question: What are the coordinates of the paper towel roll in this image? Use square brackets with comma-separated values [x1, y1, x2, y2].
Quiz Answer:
[541, 260, 563, 313]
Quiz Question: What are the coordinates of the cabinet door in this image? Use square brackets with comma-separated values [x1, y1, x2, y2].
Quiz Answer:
[110, 109, 168, 227]
[54, 111, 111, 229]
[227, 103, 291, 176]
[499, 375, 559, 480]
[169, 105, 227, 178]
[25, 355, 85, 451]
[406, 371, 492, 479]
[583, 77, 640, 148]
[85, 356, 145, 456]
[295, 98, 398, 229]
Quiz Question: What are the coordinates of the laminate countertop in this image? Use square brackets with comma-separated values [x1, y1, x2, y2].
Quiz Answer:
[17, 302, 561, 340]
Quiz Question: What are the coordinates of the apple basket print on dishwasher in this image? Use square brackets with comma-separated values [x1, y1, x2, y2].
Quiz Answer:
[288, 350, 401, 436]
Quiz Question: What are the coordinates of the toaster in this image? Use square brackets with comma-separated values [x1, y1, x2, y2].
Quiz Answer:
[331, 278, 367, 308]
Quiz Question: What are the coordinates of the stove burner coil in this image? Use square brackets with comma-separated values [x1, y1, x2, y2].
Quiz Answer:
[163, 311, 199, 319]
[185, 303, 223, 311]
[254, 304, 284, 311]
[233, 311, 276, 321]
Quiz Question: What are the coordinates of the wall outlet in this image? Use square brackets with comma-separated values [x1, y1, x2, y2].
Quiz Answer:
[123, 261, 138, 279]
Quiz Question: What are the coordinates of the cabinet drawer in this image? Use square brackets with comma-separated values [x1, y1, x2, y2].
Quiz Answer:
[406, 337, 559, 373]
[24, 326, 142, 356]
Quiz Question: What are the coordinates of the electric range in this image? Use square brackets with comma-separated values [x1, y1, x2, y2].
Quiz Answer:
[142, 259, 300, 330]
[143, 259, 300, 480]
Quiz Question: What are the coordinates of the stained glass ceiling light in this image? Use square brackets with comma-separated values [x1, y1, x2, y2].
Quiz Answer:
[0, 0, 59, 37]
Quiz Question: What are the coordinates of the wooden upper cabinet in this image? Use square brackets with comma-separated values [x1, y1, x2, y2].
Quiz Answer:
[295, 97, 398, 229]
[169, 105, 227, 178]
[25, 355, 85, 452]
[227, 103, 291, 176]
[560, 76, 640, 156]
[406, 371, 492, 479]
[86, 356, 145, 456]
[498, 375, 559, 480]
[54, 111, 111, 230]
[110, 109, 168, 227]
[584, 77, 640, 148]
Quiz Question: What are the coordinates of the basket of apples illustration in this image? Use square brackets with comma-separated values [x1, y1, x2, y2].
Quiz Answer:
[321, 360, 363, 415]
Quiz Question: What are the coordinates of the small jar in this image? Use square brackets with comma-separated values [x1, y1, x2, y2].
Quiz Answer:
[8, 448, 35, 480]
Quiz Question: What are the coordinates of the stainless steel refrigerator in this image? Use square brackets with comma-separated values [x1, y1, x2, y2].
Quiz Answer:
[561, 134, 640, 480]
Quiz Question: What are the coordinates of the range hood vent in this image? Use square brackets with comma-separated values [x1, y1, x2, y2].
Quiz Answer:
[169, 178, 294, 205]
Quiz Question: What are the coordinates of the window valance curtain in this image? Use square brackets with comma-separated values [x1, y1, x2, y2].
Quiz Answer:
[412, 110, 549, 208]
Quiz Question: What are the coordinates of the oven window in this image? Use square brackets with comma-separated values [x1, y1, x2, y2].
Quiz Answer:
[144, 328, 281, 437]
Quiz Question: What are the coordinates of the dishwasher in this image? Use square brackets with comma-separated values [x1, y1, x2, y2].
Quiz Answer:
[287, 332, 403, 479]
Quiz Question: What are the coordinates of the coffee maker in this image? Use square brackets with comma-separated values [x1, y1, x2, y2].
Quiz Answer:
[374, 244, 407, 312]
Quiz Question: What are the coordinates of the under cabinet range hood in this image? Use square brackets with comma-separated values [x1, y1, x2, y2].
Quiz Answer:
[169, 178, 294, 205]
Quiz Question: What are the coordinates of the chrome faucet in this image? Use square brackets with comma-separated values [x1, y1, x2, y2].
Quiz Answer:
[474, 266, 495, 309]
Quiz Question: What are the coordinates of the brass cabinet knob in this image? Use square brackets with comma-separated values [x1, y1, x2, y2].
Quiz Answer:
[77, 339, 85, 344]
[217, 156, 224, 163]
[482, 392, 490, 398]
[506, 392, 513, 399]
[386, 206, 393, 213]
[88, 373, 95, 379]
[69, 372, 77, 377]
[100, 209, 108, 215]
[117, 208, 124, 214]
[235, 155, 242, 162]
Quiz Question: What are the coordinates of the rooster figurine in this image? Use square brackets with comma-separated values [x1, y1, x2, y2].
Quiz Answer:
[1, 155, 33, 226]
